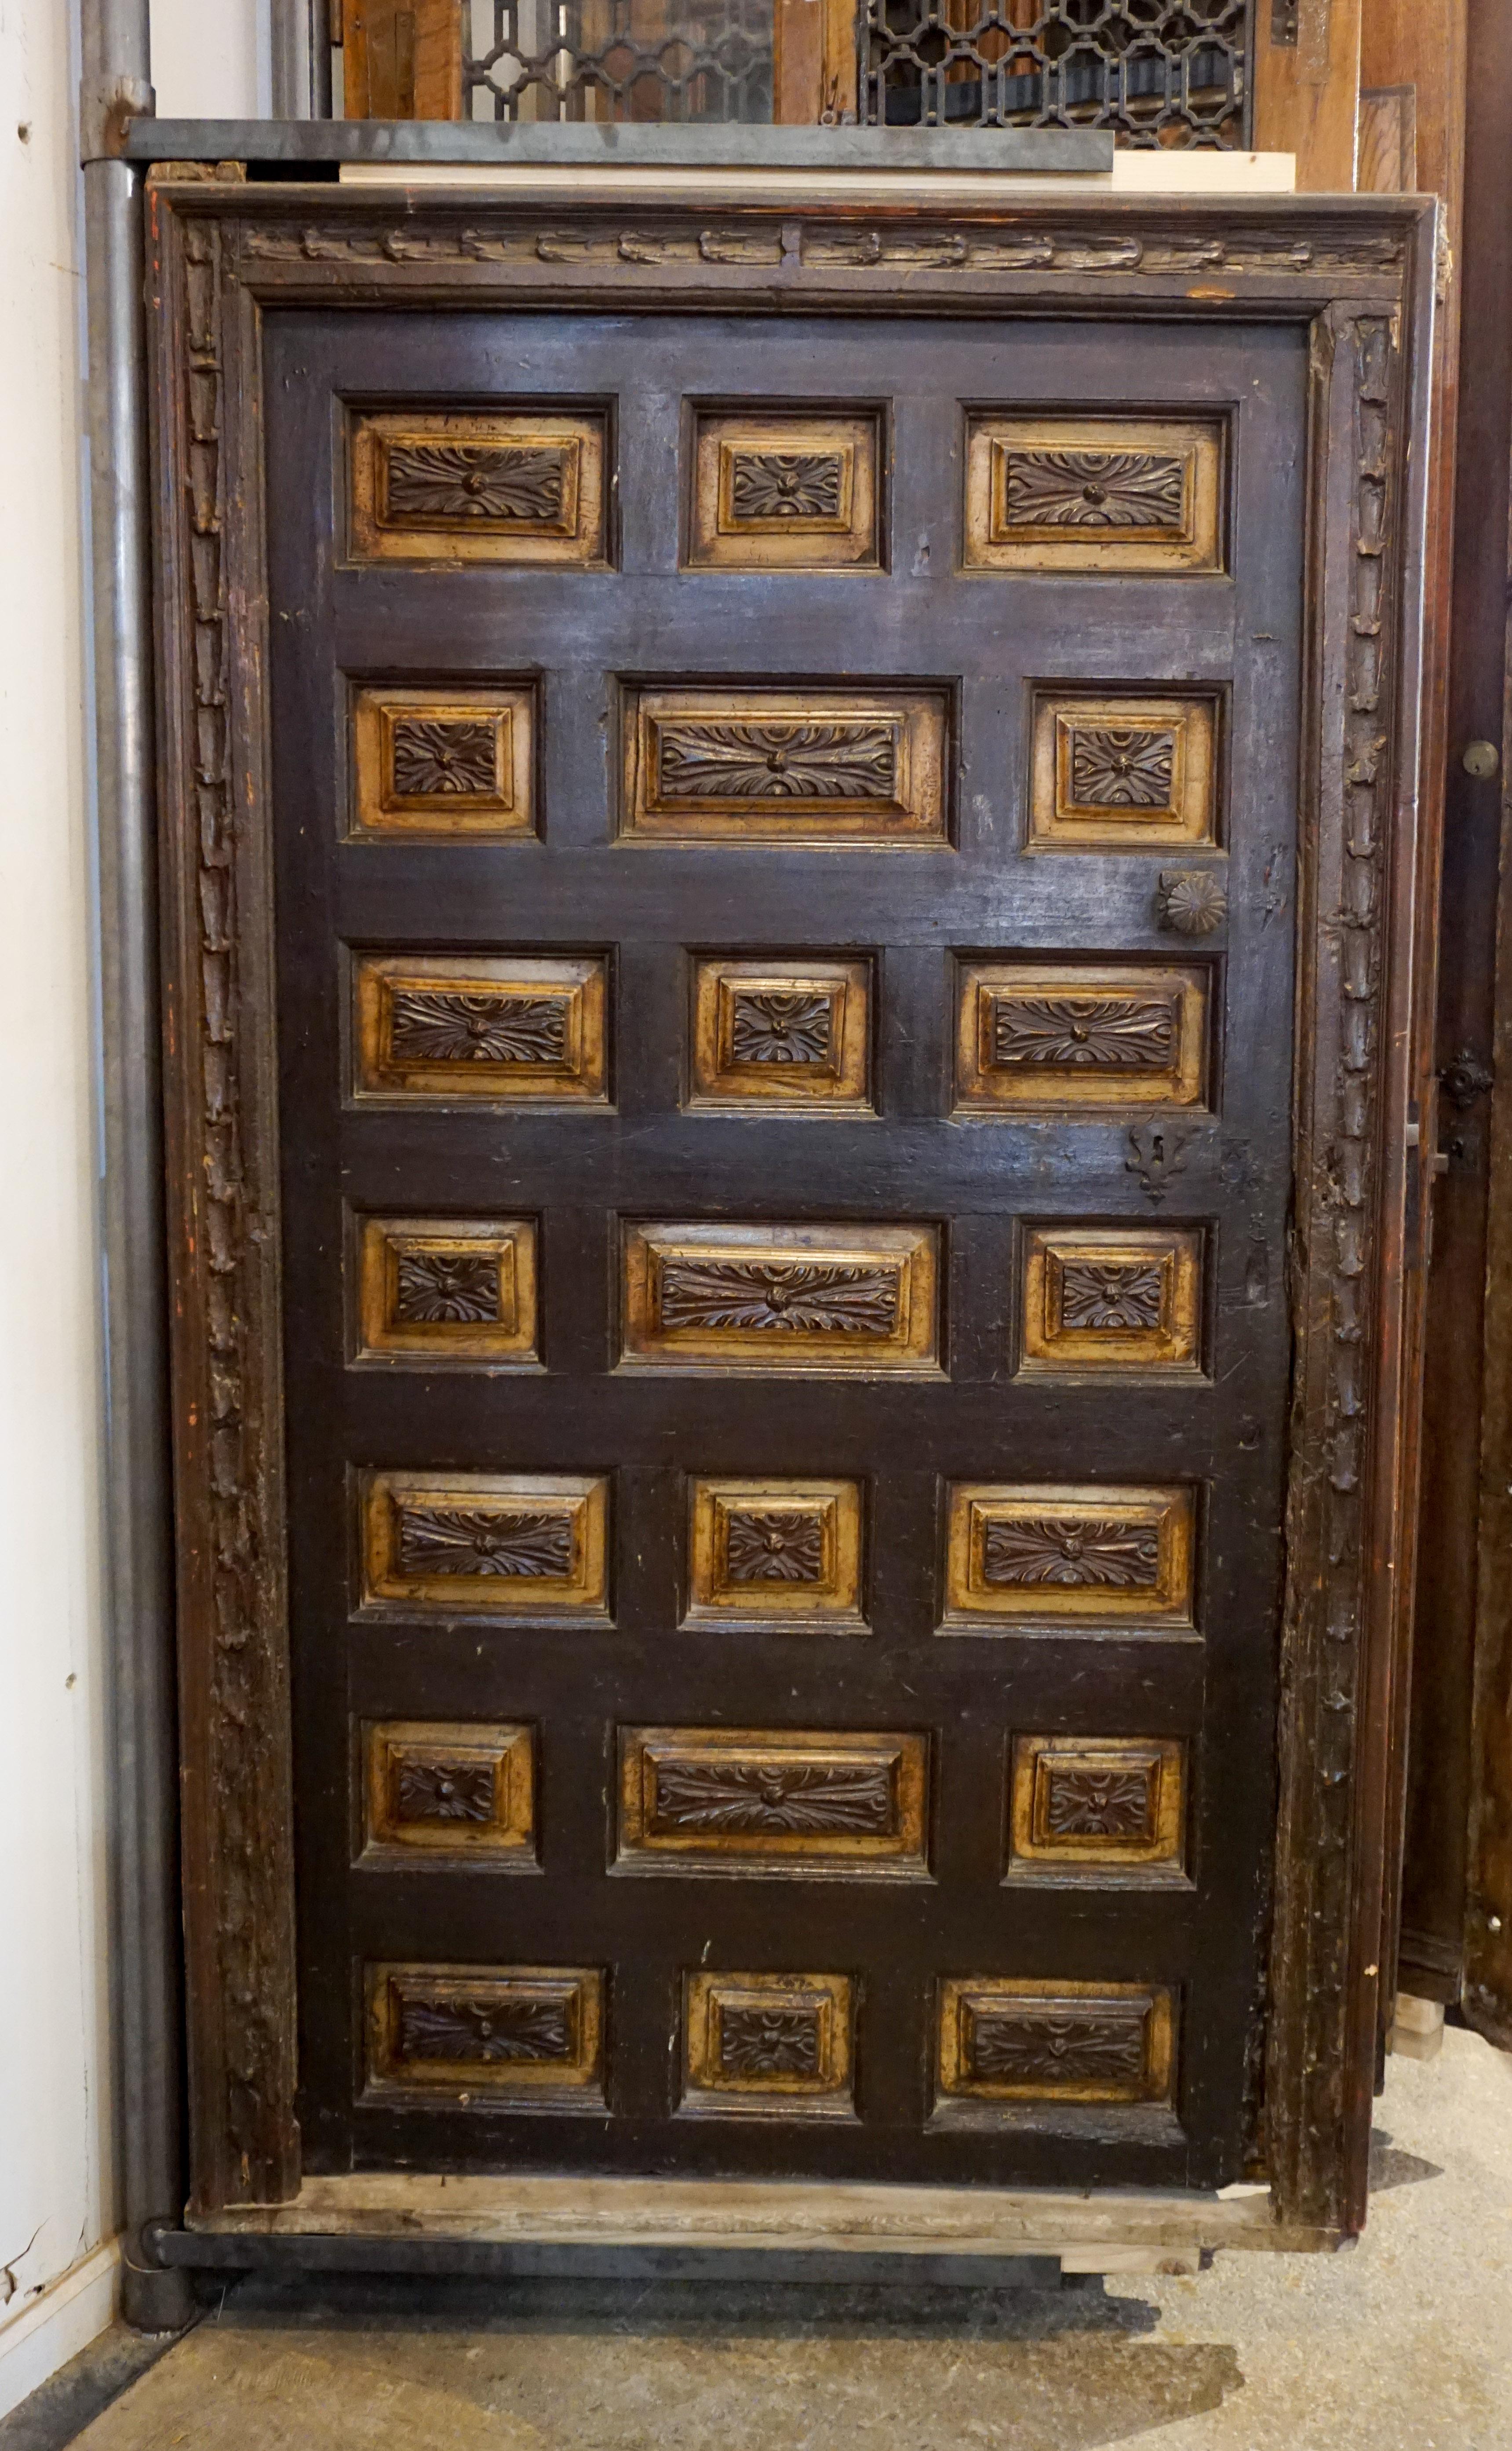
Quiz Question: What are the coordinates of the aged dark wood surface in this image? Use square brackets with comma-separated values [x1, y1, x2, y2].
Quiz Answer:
[1398, 3, 1508, 2016]
[146, 186, 1433, 2234]
[1459, 3, 1512, 2049]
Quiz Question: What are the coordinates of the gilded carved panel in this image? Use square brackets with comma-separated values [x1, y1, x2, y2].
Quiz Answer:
[348, 410, 608, 566]
[688, 411, 881, 571]
[935, 1978, 1176, 2109]
[955, 961, 1210, 1113]
[621, 1221, 941, 1374]
[364, 1963, 605, 2104]
[689, 957, 873, 1111]
[360, 1471, 610, 1619]
[352, 953, 609, 1104]
[350, 685, 536, 841]
[681, 1972, 856, 2118]
[964, 415, 1224, 574]
[1019, 1225, 1204, 1375]
[361, 1720, 538, 1867]
[354, 1216, 539, 1366]
[621, 686, 949, 845]
[685, 1478, 867, 1631]
[1028, 692, 1220, 851]
[1007, 1735, 1188, 1881]
[616, 1726, 930, 1877]
[943, 1483, 1196, 1630]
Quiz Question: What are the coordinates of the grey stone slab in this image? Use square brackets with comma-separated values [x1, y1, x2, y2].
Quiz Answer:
[124, 121, 1113, 174]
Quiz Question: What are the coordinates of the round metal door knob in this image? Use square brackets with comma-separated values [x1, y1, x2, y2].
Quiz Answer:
[1155, 869, 1228, 936]
[1462, 740, 1501, 780]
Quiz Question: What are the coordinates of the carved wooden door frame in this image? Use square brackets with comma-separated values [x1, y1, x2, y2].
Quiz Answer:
[146, 181, 1433, 2244]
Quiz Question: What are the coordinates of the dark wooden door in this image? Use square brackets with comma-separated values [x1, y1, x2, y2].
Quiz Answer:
[265, 303, 1305, 2190]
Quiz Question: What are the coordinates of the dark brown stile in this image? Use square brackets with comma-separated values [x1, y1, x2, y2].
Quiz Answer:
[146, 183, 1433, 2241]
[1351, 0, 1468, 2046]
[1395, 2, 1505, 2027]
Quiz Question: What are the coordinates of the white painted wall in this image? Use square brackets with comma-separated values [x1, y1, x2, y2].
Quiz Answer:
[0, 0, 266, 2418]
[151, 0, 271, 120]
[0, 0, 116, 2414]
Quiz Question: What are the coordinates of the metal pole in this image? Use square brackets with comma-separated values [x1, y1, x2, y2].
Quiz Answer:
[272, 0, 334, 117]
[80, 0, 197, 2336]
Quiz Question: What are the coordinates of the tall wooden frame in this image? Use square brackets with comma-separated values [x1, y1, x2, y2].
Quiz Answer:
[146, 182, 1432, 2245]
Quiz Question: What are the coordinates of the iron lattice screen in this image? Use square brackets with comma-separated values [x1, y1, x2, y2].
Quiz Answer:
[861, 0, 1250, 142]
[463, 0, 775, 121]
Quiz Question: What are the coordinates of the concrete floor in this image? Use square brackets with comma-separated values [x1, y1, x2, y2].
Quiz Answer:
[55, 2026, 1512, 2451]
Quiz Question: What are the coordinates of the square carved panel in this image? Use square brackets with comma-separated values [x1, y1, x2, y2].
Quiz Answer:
[360, 1471, 609, 1620]
[361, 1720, 537, 1867]
[1020, 1226, 1203, 1375]
[616, 1727, 930, 1878]
[942, 1483, 1196, 1631]
[621, 686, 949, 846]
[688, 411, 881, 571]
[689, 957, 873, 1111]
[621, 1221, 941, 1376]
[1007, 1735, 1188, 1881]
[955, 962, 1210, 1114]
[348, 410, 608, 566]
[681, 1972, 856, 2118]
[354, 1216, 539, 1366]
[1029, 692, 1219, 851]
[685, 1478, 867, 1631]
[352, 954, 608, 1104]
[350, 686, 536, 841]
[935, 1977, 1176, 2107]
[964, 416, 1224, 574]
[364, 1962, 605, 2104]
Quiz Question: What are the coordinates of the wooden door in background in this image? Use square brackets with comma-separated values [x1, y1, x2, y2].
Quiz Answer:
[264, 305, 1306, 2188]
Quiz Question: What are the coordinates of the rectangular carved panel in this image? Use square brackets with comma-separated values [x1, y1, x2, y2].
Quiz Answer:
[361, 1720, 537, 1867]
[681, 1972, 856, 2117]
[621, 686, 949, 846]
[688, 411, 881, 570]
[622, 1221, 940, 1375]
[364, 1962, 605, 2104]
[354, 1216, 539, 1366]
[1029, 692, 1219, 850]
[689, 956, 873, 1111]
[1007, 1735, 1187, 1880]
[348, 410, 608, 566]
[616, 1727, 929, 1877]
[964, 416, 1224, 574]
[936, 1978, 1176, 2107]
[350, 685, 536, 842]
[955, 962, 1209, 1113]
[685, 1478, 866, 1631]
[353, 953, 608, 1104]
[1020, 1225, 1203, 1375]
[360, 1471, 609, 1619]
[943, 1483, 1196, 1631]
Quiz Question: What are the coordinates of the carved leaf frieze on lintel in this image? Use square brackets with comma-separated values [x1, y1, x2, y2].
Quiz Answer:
[238, 220, 1406, 284]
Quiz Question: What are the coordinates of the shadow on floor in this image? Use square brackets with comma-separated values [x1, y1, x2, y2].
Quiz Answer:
[61, 2274, 1245, 2451]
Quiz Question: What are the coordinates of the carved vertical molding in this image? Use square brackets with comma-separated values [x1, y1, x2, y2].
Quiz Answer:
[156, 202, 299, 2210]
[1269, 306, 1401, 2232]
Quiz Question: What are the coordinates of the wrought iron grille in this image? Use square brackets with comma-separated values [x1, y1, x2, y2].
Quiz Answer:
[861, 0, 1250, 143]
[463, 0, 775, 121]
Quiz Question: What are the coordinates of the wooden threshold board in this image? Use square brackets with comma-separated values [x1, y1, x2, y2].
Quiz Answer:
[186, 2173, 1325, 2273]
